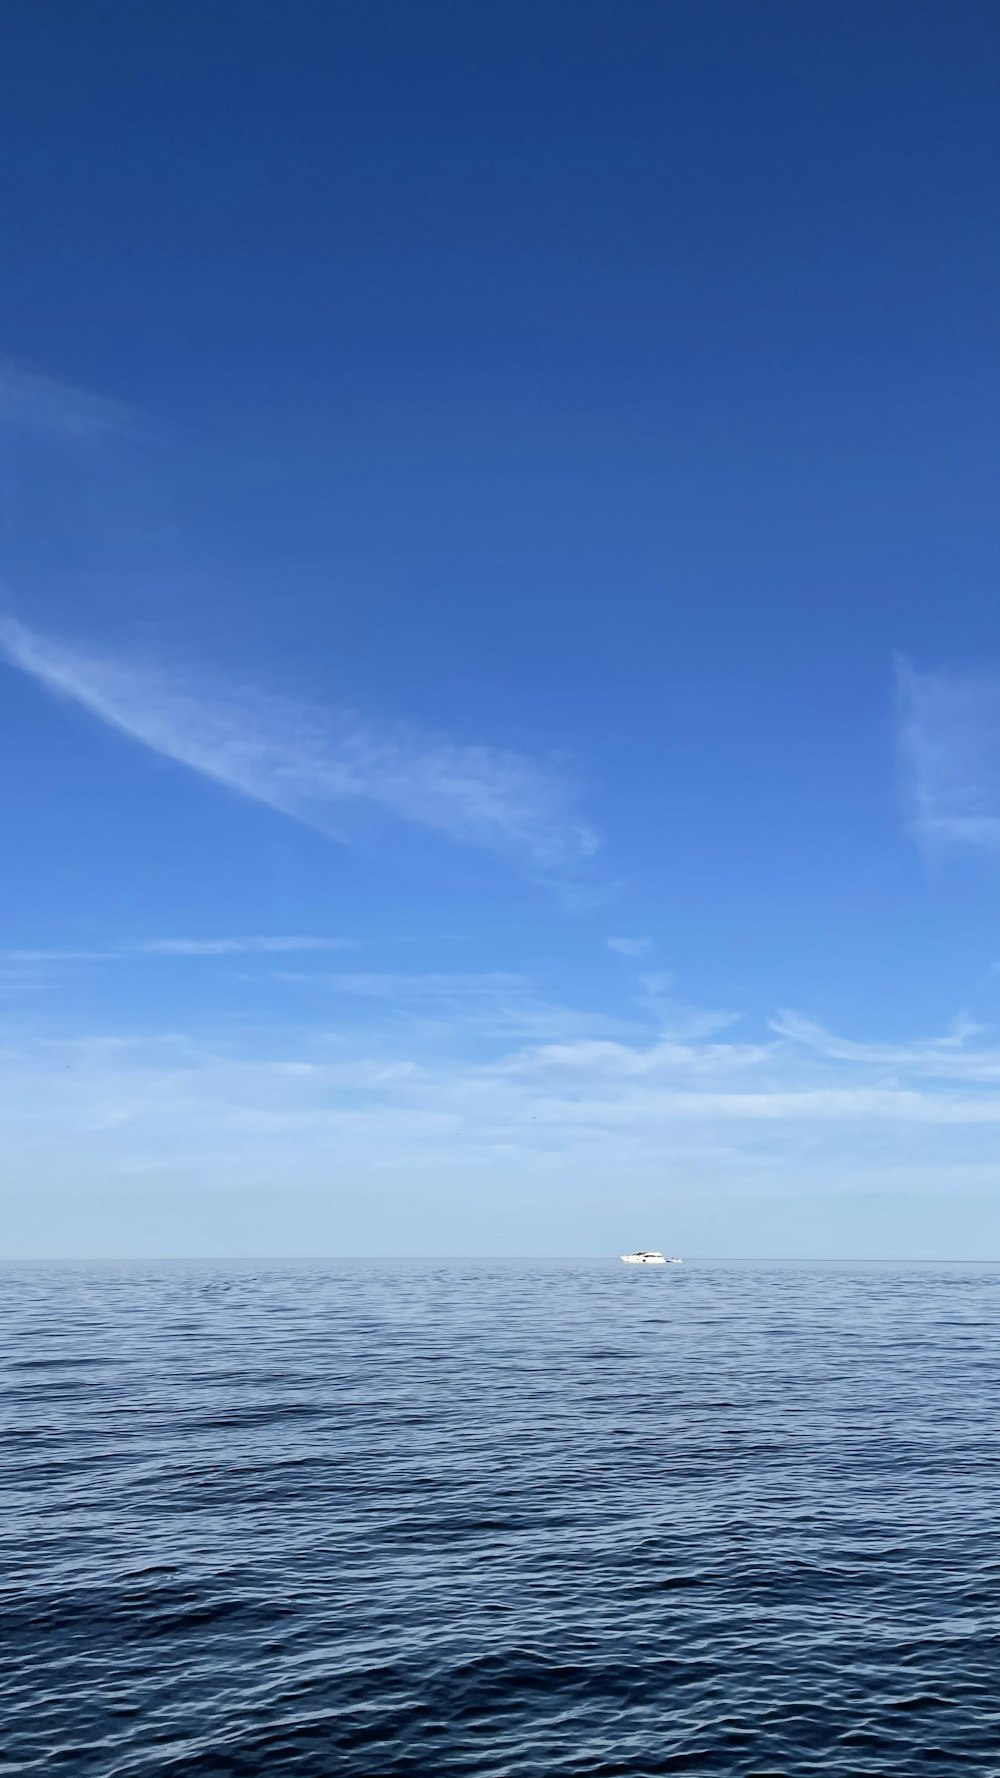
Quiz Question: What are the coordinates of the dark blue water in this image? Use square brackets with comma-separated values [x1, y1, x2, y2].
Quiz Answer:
[2, 1260, 998, 1775]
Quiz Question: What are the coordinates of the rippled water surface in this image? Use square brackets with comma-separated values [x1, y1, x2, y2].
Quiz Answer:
[2, 1259, 998, 1775]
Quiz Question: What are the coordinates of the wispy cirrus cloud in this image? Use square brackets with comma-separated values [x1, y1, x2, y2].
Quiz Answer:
[896, 656, 1000, 853]
[770, 1009, 1000, 1081]
[497, 1005, 1000, 1103]
[606, 936, 652, 958]
[0, 949, 112, 965]
[276, 970, 529, 999]
[271, 969, 639, 1042]
[633, 970, 738, 1040]
[0, 936, 356, 967]
[0, 617, 600, 875]
[0, 361, 129, 443]
[140, 936, 356, 957]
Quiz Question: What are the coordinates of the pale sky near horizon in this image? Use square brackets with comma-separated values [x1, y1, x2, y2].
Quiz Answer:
[2, 1, 999, 1258]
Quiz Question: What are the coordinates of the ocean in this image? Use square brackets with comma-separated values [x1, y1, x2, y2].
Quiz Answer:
[2, 1258, 997, 1775]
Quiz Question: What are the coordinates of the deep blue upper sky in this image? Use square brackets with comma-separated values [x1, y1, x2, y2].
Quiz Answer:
[1, 2, 999, 1256]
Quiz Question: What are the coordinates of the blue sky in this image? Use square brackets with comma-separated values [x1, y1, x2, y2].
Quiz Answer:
[1, 1, 999, 1257]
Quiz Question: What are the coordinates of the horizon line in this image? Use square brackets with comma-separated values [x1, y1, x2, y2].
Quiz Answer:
[0, 1253, 996, 1265]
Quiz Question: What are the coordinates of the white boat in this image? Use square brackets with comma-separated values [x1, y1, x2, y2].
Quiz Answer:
[620, 1250, 682, 1264]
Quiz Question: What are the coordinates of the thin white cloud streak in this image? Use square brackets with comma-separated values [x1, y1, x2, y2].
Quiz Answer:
[0, 949, 112, 965]
[606, 936, 652, 958]
[896, 656, 1000, 852]
[276, 971, 529, 999]
[499, 1035, 774, 1080]
[140, 937, 356, 956]
[0, 362, 129, 442]
[0, 953, 637, 1042]
[631, 970, 738, 1041]
[0, 617, 600, 873]
[271, 971, 639, 1042]
[0, 937, 357, 969]
[770, 1010, 1000, 1082]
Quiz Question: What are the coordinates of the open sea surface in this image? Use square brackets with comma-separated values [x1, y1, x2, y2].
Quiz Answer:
[1, 1258, 997, 1775]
